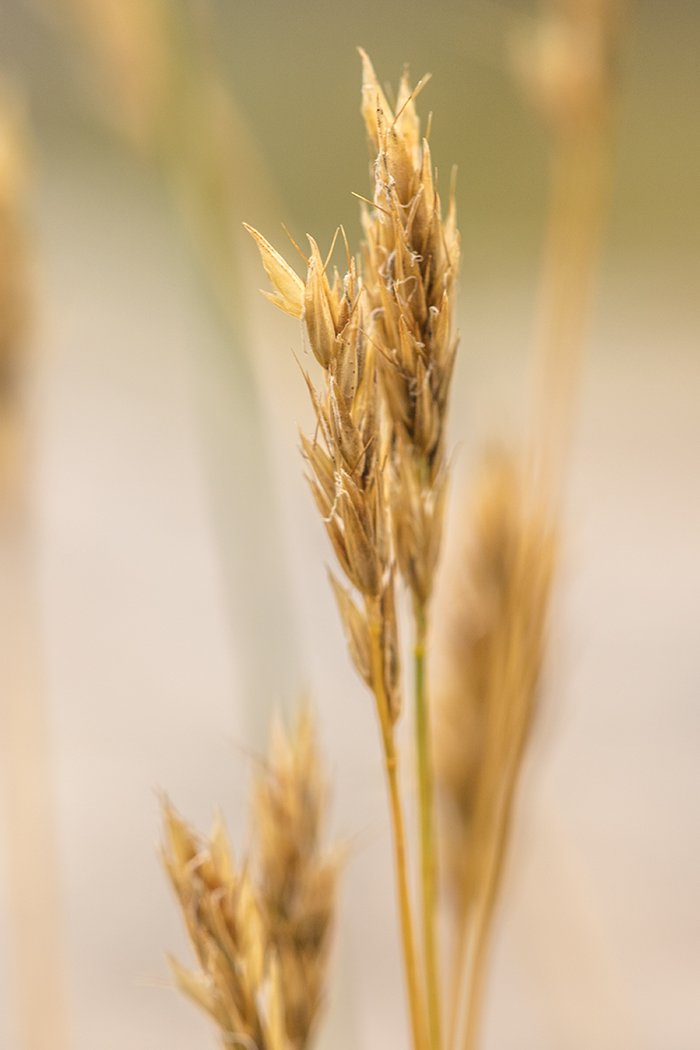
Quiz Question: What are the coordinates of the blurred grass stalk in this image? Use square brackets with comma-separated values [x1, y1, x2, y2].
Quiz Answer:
[446, 3, 625, 1049]
[0, 96, 71, 1050]
[34, 0, 301, 734]
[518, 0, 624, 495]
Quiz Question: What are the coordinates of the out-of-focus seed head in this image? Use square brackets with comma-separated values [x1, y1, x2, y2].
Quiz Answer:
[434, 451, 556, 914]
[254, 709, 340, 1048]
[161, 801, 282, 1049]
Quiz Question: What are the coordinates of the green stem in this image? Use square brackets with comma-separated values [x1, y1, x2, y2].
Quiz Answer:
[414, 599, 441, 1050]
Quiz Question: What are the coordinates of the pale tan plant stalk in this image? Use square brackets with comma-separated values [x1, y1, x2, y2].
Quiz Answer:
[0, 97, 71, 1050]
[162, 709, 337, 1050]
[515, 0, 624, 494]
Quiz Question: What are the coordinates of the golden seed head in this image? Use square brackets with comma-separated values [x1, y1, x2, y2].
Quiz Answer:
[246, 50, 459, 710]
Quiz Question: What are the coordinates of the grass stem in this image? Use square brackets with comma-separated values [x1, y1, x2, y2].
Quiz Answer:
[368, 605, 428, 1050]
[414, 599, 441, 1050]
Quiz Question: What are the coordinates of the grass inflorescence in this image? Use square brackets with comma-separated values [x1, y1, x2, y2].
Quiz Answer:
[167, 0, 622, 1039]
[162, 710, 338, 1050]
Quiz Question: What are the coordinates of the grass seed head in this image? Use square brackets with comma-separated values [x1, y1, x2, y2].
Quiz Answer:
[357, 52, 460, 605]
[253, 709, 339, 1049]
[162, 801, 281, 1049]
[434, 451, 556, 911]
[246, 48, 460, 711]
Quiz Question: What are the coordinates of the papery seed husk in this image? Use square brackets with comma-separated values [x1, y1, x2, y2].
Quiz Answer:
[358, 48, 394, 150]
[304, 254, 336, 369]
[330, 375, 364, 472]
[300, 431, 336, 506]
[244, 224, 304, 320]
[394, 67, 421, 164]
[339, 489, 382, 597]
[168, 956, 232, 1029]
[308, 235, 338, 325]
[334, 324, 359, 404]
[328, 570, 372, 687]
[306, 475, 353, 580]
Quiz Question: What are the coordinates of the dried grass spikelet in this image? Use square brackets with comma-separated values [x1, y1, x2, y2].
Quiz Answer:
[433, 450, 556, 1045]
[162, 709, 337, 1050]
[358, 49, 460, 605]
[254, 709, 339, 1049]
[162, 802, 290, 1050]
[244, 220, 401, 726]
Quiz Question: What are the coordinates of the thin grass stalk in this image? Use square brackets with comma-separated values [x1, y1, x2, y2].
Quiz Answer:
[413, 597, 441, 1050]
[445, 899, 468, 1050]
[368, 600, 429, 1050]
[519, 0, 624, 496]
[457, 679, 538, 1050]
[528, 125, 612, 496]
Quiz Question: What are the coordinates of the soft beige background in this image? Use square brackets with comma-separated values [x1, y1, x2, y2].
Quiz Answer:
[0, 1, 698, 1048]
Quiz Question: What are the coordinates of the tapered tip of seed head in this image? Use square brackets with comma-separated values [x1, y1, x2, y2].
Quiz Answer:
[161, 798, 199, 872]
[358, 48, 394, 148]
[244, 222, 305, 319]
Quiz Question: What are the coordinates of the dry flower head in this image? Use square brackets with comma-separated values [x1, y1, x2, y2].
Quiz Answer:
[254, 709, 339, 1048]
[163, 710, 337, 1050]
